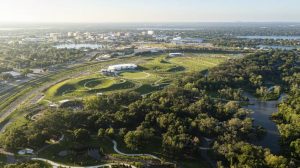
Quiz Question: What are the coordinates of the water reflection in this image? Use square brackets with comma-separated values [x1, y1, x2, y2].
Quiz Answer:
[237, 36, 300, 40]
[245, 94, 286, 153]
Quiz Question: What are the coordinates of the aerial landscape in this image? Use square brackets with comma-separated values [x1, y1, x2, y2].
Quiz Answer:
[0, 0, 300, 168]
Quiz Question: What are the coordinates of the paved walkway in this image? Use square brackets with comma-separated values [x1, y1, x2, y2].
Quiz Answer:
[112, 140, 160, 160]
[31, 158, 137, 168]
[36, 134, 65, 155]
[0, 149, 16, 164]
[112, 140, 177, 167]
[200, 137, 216, 168]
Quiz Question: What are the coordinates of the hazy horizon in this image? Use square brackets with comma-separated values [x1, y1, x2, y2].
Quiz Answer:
[0, 0, 300, 23]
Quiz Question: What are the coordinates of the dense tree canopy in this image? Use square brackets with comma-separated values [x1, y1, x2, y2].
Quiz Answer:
[1, 50, 299, 167]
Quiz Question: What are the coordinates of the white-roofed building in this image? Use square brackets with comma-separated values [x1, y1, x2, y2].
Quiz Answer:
[147, 30, 154, 35]
[2, 71, 22, 78]
[107, 64, 137, 71]
[101, 63, 138, 75]
[18, 148, 34, 155]
[169, 53, 184, 57]
[172, 37, 203, 45]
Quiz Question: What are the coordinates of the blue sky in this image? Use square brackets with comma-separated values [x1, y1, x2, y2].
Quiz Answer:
[0, 0, 299, 22]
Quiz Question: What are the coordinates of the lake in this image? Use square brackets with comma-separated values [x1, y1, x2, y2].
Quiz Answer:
[54, 44, 102, 49]
[238, 36, 300, 40]
[245, 94, 285, 154]
[257, 45, 299, 50]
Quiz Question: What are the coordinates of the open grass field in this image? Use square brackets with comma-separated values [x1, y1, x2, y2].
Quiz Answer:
[43, 53, 232, 102]
[168, 53, 229, 72]
[119, 71, 151, 79]
[141, 56, 177, 72]
[45, 75, 137, 101]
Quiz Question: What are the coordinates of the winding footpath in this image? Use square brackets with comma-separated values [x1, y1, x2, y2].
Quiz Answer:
[200, 137, 216, 168]
[31, 158, 137, 168]
[31, 139, 162, 168]
[3, 128, 158, 167]
[16, 135, 211, 168]
[112, 140, 160, 160]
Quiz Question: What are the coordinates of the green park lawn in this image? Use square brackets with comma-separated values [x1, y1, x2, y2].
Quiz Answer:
[43, 53, 230, 102]
[168, 53, 229, 72]
[119, 71, 150, 79]
[44, 74, 137, 101]
[141, 55, 176, 72]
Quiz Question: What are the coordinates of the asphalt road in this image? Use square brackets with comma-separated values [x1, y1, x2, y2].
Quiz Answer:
[0, 55, 137, 131]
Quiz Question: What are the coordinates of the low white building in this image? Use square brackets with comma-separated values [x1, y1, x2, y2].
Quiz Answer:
[96, 54, 111, 61]
[2, 71, 22, 78]
[101, 64, 137, 75]
[169, 53, 184, 57]
[67, 32, 74, 37]
[31, 69, 45, 74]
[147, 30, 154, 35]
[49, 33, 62, 41]
[107, 64, 137, 71]
[18, 148, 34, 155]
[172, 37, 203, 45]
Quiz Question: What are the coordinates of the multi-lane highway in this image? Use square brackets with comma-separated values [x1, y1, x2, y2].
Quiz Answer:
[0, 55, 137, 131]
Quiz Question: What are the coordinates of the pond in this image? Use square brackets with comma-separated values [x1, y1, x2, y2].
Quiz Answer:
[237, 36, 300, 40]
[54, 44, 102, 49]
[244, 94, 286, 154]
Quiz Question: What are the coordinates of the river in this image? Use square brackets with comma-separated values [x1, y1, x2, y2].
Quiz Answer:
[244, 94, 285, 154]
[237, 36, 300, 40]
[257, 45, 299, 50]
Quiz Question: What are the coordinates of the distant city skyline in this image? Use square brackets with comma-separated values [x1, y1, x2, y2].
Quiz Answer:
[0, 0, 300, 23]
